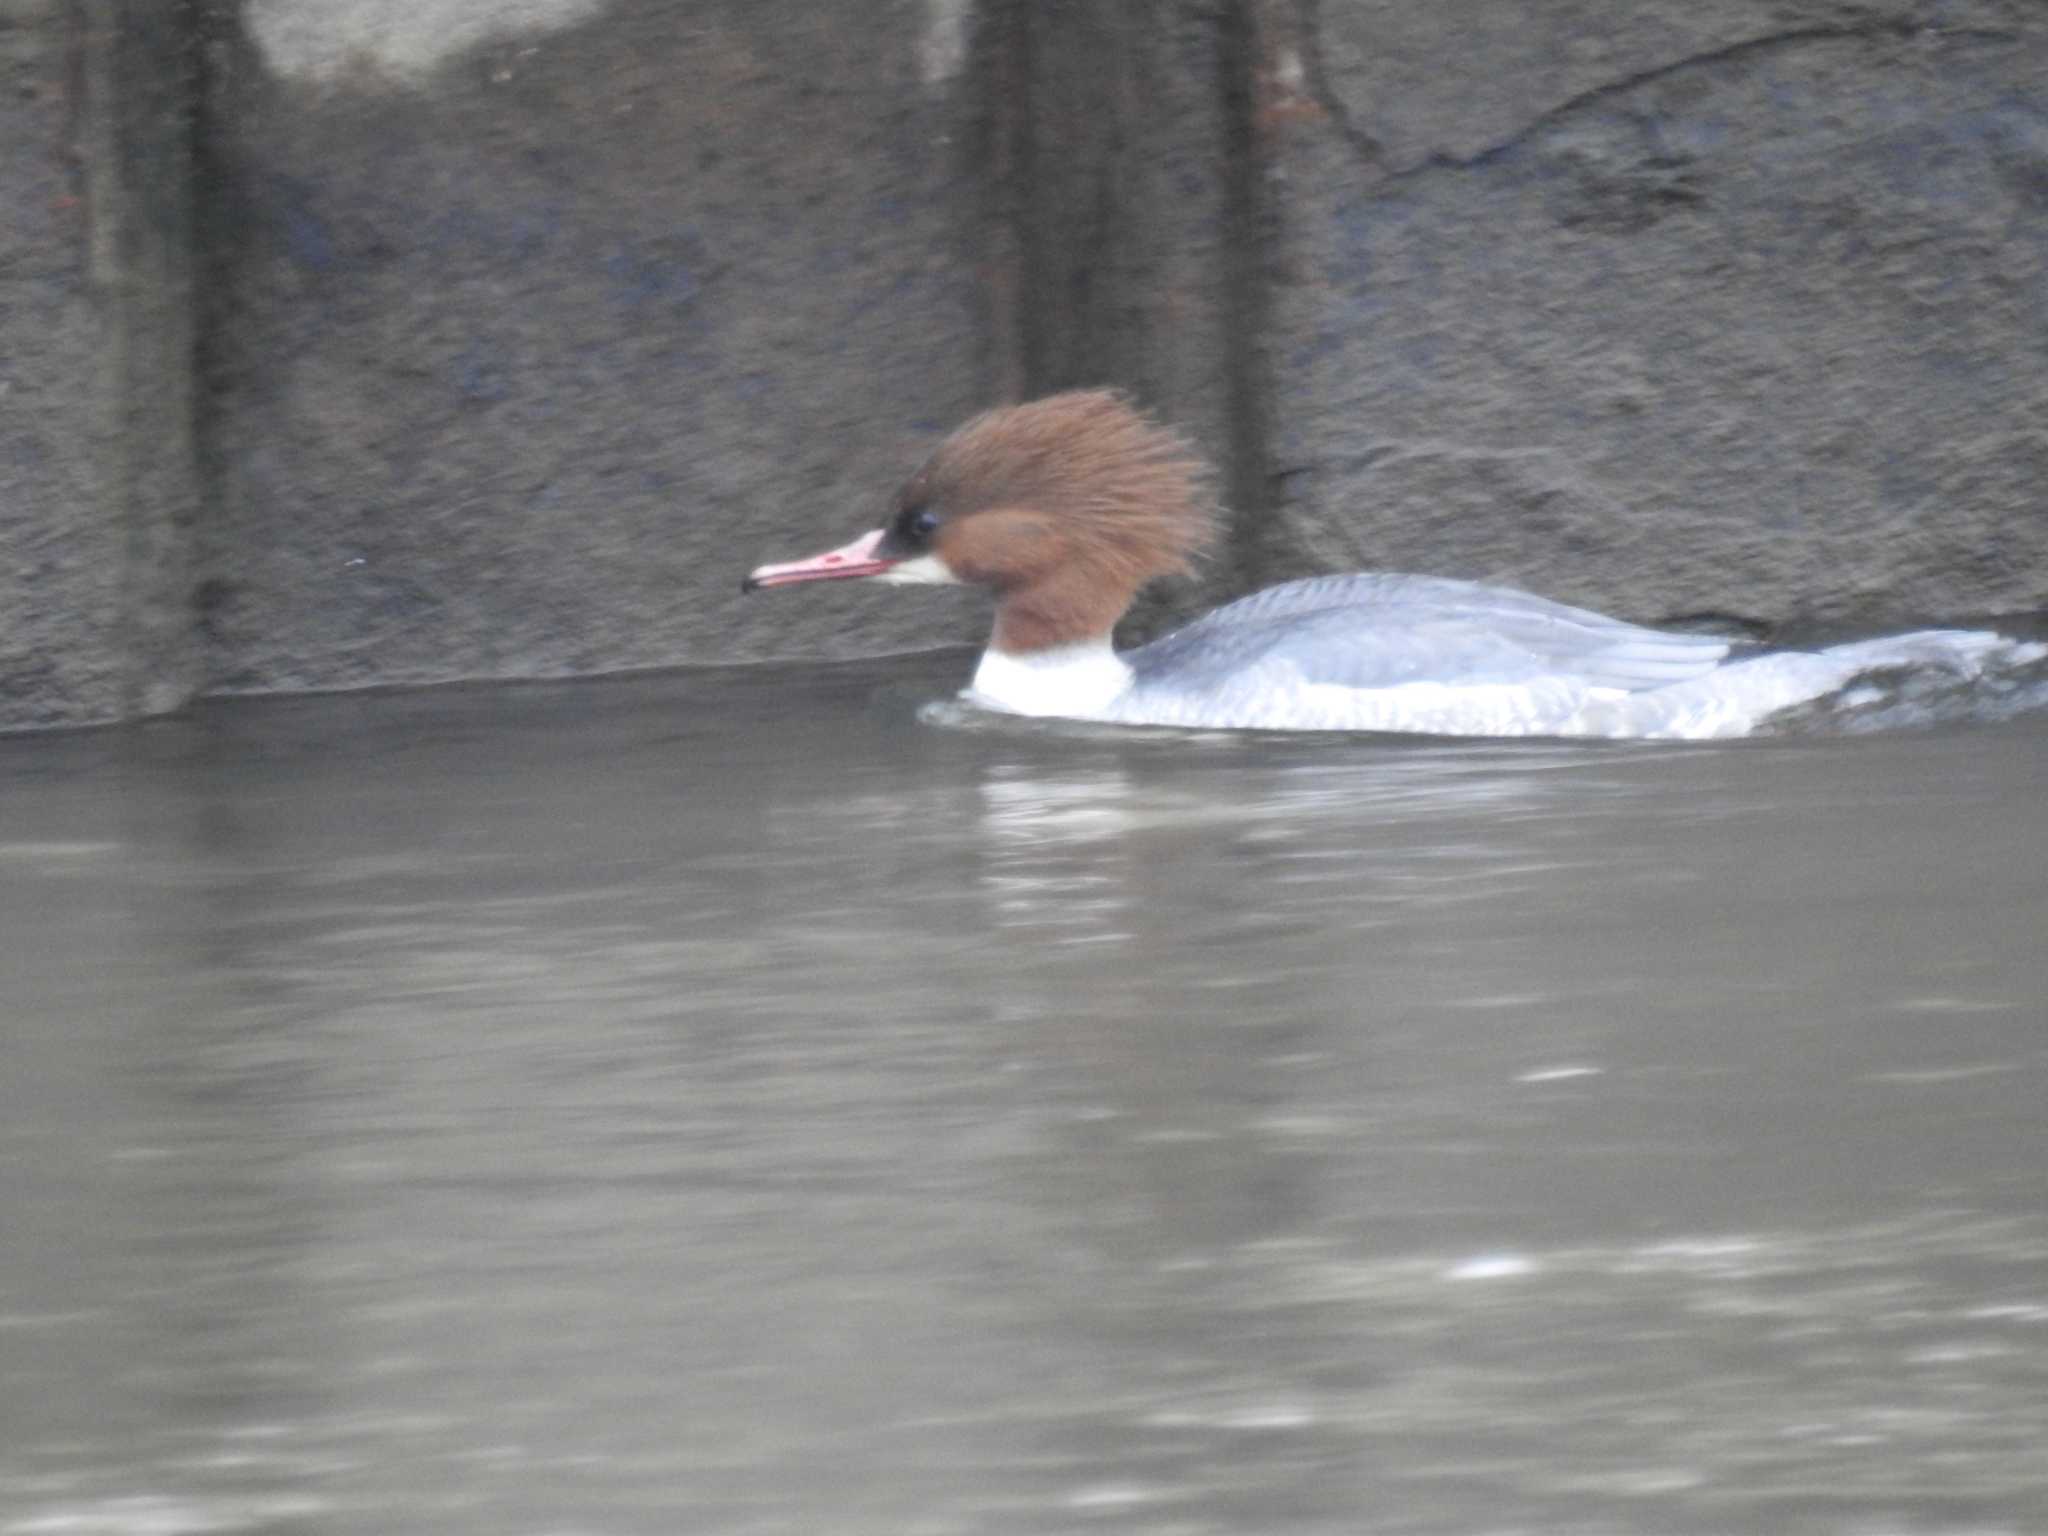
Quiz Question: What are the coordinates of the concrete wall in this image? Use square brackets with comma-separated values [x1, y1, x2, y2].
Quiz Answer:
[1, 0, 2044, 728]
[1254, 0, 2048, 632]
[1, 0, 199, 728]
[195, 0, 997, 694]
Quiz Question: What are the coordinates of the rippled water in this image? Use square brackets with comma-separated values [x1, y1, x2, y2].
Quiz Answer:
[3, 653, 2045, 1534]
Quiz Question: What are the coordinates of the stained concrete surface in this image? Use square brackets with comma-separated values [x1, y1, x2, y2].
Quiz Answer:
[197, 0, 994, 694]
[1260, 0, 2048, 628]
[1, 0, 121, 727]
[2, 0, 2046, 729]
[1, 0, 201, 729]
[242, 0, 608, 81]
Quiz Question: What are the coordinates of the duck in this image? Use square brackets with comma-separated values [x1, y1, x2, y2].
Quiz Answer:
[743, 390, 2031, 737]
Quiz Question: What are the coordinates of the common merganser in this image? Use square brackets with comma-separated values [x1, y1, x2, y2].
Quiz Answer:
[743, 390, 2035, 737]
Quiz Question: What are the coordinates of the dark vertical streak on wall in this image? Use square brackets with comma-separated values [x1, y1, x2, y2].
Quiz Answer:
[1010, 0, 1047, 395]
[1002, 0, 1260, 623]
[59, 2, 90, 258]
[184, 0, 248, 683]
[1217, 0, 1273, 587]
[1015, 0, 1094, 397]
[972, 0, 1034, 403]
[75, 0, 204, 716]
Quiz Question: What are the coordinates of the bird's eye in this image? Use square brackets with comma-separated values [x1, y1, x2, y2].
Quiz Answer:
[906, 506, 940, 541]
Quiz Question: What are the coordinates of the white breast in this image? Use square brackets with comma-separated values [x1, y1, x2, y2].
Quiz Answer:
[968, 642, 1135, 717]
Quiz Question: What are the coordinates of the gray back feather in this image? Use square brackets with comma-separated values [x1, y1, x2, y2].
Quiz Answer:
[1127, 574, 1729, 695]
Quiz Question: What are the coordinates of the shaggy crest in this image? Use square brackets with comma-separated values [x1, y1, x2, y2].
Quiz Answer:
[905, 389, 1217, 590]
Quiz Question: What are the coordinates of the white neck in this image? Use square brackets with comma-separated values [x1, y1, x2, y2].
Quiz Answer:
[967, 638, 1133, 718]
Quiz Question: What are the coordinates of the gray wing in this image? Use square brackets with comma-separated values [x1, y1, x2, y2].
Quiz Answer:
[1127, 574, 1729, 694]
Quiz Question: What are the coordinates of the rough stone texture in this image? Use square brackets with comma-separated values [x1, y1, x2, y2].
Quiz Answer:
[6, 0, 2048, 730]
[0, 0, 108, 729]
[0, 0, 199, 731]
[199, 0, 997, 692]
[1256, 0, 2048, 631]
[243, 0, 606, 83]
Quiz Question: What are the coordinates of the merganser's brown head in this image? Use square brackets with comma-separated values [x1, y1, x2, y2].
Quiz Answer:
[743, 390, 1215, 653]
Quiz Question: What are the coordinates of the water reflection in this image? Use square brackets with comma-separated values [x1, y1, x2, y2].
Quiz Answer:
[1, 666, 2044, 1532]
[976, 765, 1140, 941]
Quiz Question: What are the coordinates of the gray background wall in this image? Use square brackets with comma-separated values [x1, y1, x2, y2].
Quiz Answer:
[3, 0, 2044, 729]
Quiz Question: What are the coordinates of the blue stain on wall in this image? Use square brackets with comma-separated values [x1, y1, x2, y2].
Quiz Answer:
[1288, 331, 1346, 372]
[271, 176, 336, 271]
[604, 244, 703, 309]
[418, 202, 565, 264]
[841, 269, 923, 327]
[598, 228, 712, 315]
[454, 341, 509, 403]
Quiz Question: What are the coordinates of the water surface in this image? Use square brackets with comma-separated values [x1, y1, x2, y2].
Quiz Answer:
[3, 653, 2045, 1534]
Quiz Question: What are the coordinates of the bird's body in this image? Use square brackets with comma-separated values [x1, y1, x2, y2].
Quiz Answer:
[745, 392, 2035, 738]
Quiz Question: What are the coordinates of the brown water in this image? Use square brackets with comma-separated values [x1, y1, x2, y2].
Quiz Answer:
[3, 654, 2045, 1535]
